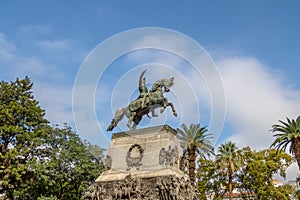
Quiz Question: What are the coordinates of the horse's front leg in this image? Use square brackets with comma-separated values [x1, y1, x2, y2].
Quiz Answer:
[165, 101, 177, 117]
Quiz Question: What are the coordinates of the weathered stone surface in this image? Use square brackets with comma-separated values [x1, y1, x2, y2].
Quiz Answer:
[99, 125, 182, 177]
[111, 125, 177, 139]
[85, 125, 199, 200]
[84, 175, 199, 200]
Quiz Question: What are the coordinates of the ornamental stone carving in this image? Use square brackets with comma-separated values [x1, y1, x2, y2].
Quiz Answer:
[83, 175, 199, 200]
[126, 144, 144, 171]
[159, 145, 179, 166]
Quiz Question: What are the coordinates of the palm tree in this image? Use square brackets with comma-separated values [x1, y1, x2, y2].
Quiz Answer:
[216, 141, 243, 200]
[177, 123, 214, 184]
[270, 116, 300, 169]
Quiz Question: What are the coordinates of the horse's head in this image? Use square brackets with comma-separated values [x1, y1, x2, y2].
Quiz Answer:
[151, 77, 175, 92]
[162, 77, 175, 92]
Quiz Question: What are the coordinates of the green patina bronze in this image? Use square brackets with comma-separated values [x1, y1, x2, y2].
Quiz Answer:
[107, 70, 177, 131]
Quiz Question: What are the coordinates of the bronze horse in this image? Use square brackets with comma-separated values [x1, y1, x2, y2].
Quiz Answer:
[107, 70, 177, 131]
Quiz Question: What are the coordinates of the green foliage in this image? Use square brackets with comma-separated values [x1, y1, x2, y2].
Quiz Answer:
[271, 116, 300, 169]
[18, 125, 104, 199]
[177, 123, 214, 183]
[177, 124, 214, 157]
[292, 186, 300, 200]
[37, 195, 58, 200]
[197, 145, 293, 200]
[84, 141, 105, 161]
[216, 142, 244, 175]
[197, 157, 226, 200]
[270, 116, 300, 154]
[238, 147, 292, 200]
[0, 77, 295, 199]
[0, 77, 104, 199]
[215, 142, 243, 200]
[0, 77, 48, 198]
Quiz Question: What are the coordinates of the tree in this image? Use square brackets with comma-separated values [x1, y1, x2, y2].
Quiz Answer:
[0, 77, 48, 198]
[84, 140, 106, 162]
[238, 147, 293, 200]
[0, 77, 104, 199]
[216, 142, 243, 200]
[197, 146, 293, 200]
[270, 116, 300, 169]
[197, 157, 227, 200]
[24, 124, 104, 200]
[177, 123, 214, 184]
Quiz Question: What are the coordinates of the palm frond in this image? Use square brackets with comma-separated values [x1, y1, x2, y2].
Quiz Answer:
[270, 116, 300, 158]
[177, 123, 214, 157]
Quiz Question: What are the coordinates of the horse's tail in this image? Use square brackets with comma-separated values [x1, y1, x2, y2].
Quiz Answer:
[107, 108, 125, 131]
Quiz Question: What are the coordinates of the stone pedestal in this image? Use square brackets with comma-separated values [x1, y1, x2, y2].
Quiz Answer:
[83, 125, 199, 200]
[97, 125, 183, 181]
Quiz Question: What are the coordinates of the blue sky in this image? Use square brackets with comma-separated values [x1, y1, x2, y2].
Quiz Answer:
[1, 1, 300, 179]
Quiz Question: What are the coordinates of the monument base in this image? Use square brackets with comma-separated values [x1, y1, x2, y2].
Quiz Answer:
[83, 125, 199, 200]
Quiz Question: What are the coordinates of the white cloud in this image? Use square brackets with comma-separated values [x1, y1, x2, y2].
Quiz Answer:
[217, 56, 300, 149]
[18, 24, 54, 37]
[33, 83, 74, 126]
[0, 32, 65, 81]
[37, 39, 73, 51]
[132, 34, 190, 56]
[286, 163, 299, 181]
[0, 31, 83, 132]
[124, 41, 300, 180]
[215, 56, 300, 180]
[123, 31, 225, 142]
[124, 34, 215, 126]
[0, 33, 17, 63]
[1, 26, 299, 179]
[72, 83, 113, 148]
[75, 32, 223, 146]
[105, 65, 203, 131]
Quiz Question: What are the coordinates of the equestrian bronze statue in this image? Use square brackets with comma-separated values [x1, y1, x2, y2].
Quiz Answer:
[107, 70, 177, 131]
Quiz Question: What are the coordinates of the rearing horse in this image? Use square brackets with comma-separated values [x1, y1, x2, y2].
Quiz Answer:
[107, 73, 177, 131]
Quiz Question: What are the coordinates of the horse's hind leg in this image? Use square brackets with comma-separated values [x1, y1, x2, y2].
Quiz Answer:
[126, 111, 136, 130]
[127, 118, 133, 130]
[132, 123, 137, 130]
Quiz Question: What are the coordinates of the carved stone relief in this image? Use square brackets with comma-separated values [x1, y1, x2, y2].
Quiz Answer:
[83, 175, 199, 200]
[126, 144, 144, 171]
[159, 145, 179, 166]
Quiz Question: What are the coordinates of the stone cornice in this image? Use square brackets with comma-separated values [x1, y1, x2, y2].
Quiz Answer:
[111, 124, 177, 139]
